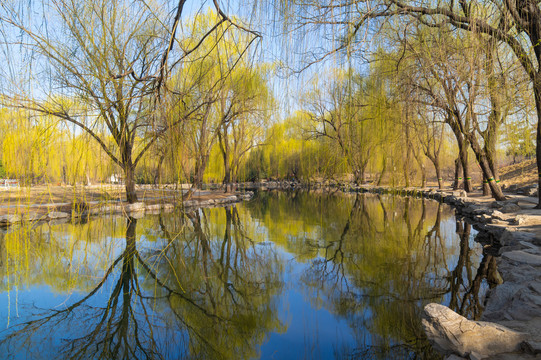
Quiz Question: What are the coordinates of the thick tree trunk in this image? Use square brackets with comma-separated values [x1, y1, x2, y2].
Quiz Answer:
[222, 161, 231, 193]
[467, 134, 506, 201]
[435, 163, 443, 190]
[485, 128, 500, 183]
[154, 153, 165, 186]
[482, 174, 490, 196]
[192, 152, 210, 191]
[449, 122, 473, 192]
[124, 165, 138, 204]
[453, 158, 462, 190]
[403, 164, 410, 187]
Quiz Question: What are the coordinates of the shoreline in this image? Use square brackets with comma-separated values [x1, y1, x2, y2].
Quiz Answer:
[287, 184, 541, 360]
[0, 189, 254, 227]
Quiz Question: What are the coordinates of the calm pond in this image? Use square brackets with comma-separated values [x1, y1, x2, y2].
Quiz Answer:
[0, 191, 495, 359]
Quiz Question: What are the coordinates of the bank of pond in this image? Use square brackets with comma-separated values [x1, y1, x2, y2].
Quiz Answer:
[0, 191, 496, 359]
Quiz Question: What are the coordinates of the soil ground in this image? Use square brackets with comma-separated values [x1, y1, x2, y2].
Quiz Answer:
[0, 184, 234, 217]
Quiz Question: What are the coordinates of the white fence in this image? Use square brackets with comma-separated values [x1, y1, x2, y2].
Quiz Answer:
[0, 179, 20, 188]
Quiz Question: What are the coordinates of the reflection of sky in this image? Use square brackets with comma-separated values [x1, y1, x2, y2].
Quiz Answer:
[0, 194, 489, 359]
[259, 251, 356, 360]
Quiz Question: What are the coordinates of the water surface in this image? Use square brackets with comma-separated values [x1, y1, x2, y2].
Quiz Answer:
[0, 192, 495, 359]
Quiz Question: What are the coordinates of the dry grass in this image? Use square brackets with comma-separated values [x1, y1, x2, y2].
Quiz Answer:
[499, 159, 537, 188]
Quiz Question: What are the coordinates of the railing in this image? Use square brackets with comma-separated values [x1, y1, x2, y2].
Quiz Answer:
[0, 179, 20, 188]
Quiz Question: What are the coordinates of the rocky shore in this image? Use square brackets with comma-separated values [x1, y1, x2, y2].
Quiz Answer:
[0, 191, 254, 227]
[238, 181, 541, 359]
[333, 185, 541, 360]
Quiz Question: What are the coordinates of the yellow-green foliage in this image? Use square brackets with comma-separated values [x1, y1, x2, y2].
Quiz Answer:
[0, 110, 112, 184]
[0, 109, 114, 184]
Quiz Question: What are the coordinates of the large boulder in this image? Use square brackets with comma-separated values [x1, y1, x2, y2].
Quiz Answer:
[422, 303, 526, 359]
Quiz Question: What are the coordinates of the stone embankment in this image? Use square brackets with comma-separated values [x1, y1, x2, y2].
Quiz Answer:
[0, 192, 254, 227]
[343, 185, 541, 360]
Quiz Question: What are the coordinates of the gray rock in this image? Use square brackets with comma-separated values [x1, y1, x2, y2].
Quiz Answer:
[22, 212, 41, 221]
[502, 231, 541, 247]
[462, 205, 477, 214]
[502, 251, 541, 266]
[517, 185, 538, 197]
[519, 240, 541, 253]
[528, 282, 541, 295]
[452, 190, 468, 197]
[501, 203, 521, 213]
[508, 184, 519, 192]
[48, 211, 69, 219]
[477, 214, 492, 223]
[0, 214, 22, 224]
[423, 303, 526, 358]
[490, 201, 504, 209]
[491, 210, 505, 218]
[130, 211, 145, 219]
[126, 202, 145, 212]
[444, 355, 466, 360]
[483, 283, 523, 321]
[512, 215, 529, 225]
[472, 208, 489, 215]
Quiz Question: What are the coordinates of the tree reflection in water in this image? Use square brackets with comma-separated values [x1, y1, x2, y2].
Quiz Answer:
[293, 193, 497, 359]
[0, 192, 499, 359]
[0, 207, 284, 359]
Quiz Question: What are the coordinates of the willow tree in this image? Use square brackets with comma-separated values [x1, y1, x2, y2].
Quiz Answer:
[164, 10, 269, 191]
[302, 69, 389, 184]
[215, 66, 272, 190]
[273, 0, 541, 204]
[0, 0, 259, 203]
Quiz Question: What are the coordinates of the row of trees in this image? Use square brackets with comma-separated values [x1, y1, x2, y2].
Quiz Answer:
[1, 0, 540, 204]
[261, 0, 541, 204]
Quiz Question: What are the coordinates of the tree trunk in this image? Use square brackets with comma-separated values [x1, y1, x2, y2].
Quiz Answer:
[435, 162, 443, 190]
[467, 134, 505, 201]
[453, 158, 462, 190]
[192, 152, 210, 191]
[458, 137, 473, 192]
[449, 122, 472, 192]
[403, 140, 411, 187]
[484, 119, 501, 185]
[222, 161, 231, 193]
[154, 153, 165, 186]
[377, 157, 387, 186]
[482, 174, 490, 196]
[534, 79, 541, 208]
[124, 165, 138, 204]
